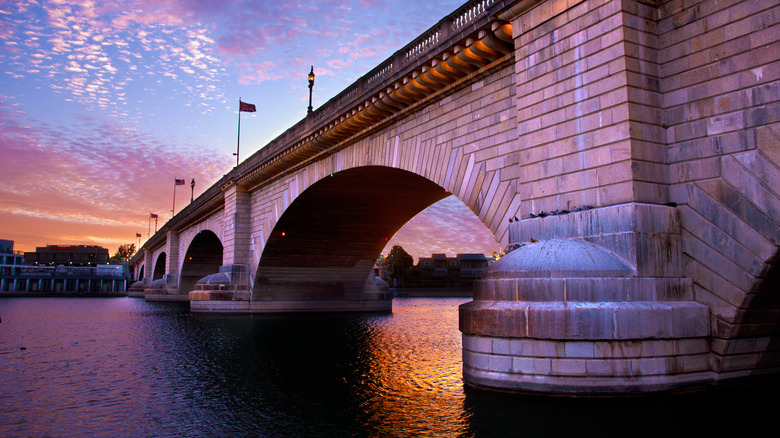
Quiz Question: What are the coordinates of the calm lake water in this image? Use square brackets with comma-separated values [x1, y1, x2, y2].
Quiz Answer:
[0, 297, 777, 437]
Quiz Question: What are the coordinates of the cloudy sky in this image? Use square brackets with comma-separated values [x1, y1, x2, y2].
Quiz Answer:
[0, 0, 500, 261]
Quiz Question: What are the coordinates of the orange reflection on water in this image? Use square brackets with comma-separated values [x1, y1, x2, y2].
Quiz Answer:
[345, 298, 473, 436]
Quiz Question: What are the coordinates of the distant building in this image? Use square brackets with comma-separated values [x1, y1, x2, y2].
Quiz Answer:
[457, 254, 491, 278]
[416, 253, 491, 279]
[24, 244, 109, 266]
[417, 254, 451, 277]
[0, 240, 24, 290]
[0, 240, 126, 293]
[383, 252, 494, 290]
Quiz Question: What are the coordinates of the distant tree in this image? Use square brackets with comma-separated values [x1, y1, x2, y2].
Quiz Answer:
[385, 245, 413, 286]
[112, 243, 135, 261]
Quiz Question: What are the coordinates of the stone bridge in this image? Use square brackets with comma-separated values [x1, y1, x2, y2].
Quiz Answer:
[129, 0, 780, 395]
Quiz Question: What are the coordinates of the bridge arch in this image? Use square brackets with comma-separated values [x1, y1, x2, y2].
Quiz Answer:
[152, 253, 166, 280]
[254, 165, 463, 301]
[180, 230, 224, 294]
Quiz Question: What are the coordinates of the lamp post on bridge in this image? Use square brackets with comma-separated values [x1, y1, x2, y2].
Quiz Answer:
[190, 178, 195, 203]
[307, 66, 315, 115]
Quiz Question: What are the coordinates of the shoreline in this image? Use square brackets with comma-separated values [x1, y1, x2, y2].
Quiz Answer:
[0, 292, 128, 298]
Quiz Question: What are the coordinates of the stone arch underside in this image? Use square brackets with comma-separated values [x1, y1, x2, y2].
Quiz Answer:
[152, 253, 166, 280]
[728, 252, 780, 373]
[254, 166, 451, 301]
[180, 230, 224, 294]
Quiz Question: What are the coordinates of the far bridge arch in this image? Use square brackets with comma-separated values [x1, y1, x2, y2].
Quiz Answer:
[152, 253, 166, 281]
[180, 230, 224, 294]
[254, 166, 480, 301]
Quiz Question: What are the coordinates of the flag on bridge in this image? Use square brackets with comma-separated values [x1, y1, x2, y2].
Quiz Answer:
[175, 178, 185, 185]
[235, 99, 256, 166]
[239, 100, 256, 112]
[150, 213, 158, 219]
[136, 233, 142, 238]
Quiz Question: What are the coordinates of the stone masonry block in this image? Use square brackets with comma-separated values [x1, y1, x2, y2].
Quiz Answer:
[518, 278, 566, 301]
[564, 278, 631, 301]
[488, 354, 514, 373]
[492, 338, 513, 355]
[465, 351, 492, 371]
[596, 181, 637, 206]
[551, 358, 589, 376]
[613, 302, 709, 339]
[718, 352, 764, 373]
[512, 357, 535, 375]
[682, 353, 711, 373]
[594, 340, 644, 358]
[526, 339, 558, 357]
[526, 302, 616, 340]
[632, 356, 683, 376]
[629, 277, 693, 301]
[512, 357, 553, 375]
[563, 341, 596, 358]
[585, 358, 634, 376]
[459, 301, 529, 338]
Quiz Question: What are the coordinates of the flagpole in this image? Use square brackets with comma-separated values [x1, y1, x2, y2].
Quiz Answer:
[172, 180, 176, 219]
[235, 97, 241, 166]
[148, 214, 151, 239]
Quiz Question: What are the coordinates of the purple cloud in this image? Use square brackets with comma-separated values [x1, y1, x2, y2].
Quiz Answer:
[383, 196, 500, 261]
[0, 96, 233, 251]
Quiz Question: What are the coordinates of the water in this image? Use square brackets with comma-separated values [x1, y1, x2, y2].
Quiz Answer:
[0, 297, 777, 437]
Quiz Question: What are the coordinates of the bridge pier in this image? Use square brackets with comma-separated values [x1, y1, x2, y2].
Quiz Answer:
[127, 278, 148, 298]
[461, 204, 713, 394]
[188, 264, 251, 312]
[189, 264, 392, 313]
[145, 273, 190, 301]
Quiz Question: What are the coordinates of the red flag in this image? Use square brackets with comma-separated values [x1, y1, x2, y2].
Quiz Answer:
[175, 178, 185, 185]
[240, 100, 256, 112]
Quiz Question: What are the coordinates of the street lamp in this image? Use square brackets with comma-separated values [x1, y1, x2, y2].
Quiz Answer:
[190, 178, 195, 202]
[307, 65, 315, 115]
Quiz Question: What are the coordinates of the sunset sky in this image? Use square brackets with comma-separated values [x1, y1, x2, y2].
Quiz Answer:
[0, 0, 500, 261]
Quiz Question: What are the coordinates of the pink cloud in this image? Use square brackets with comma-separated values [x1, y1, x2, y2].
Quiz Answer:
[326, 58, 353, 70]
[0, 97, 233, 253]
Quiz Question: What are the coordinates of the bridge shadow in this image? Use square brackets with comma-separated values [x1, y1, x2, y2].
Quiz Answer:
[747, 255, 780, 373]
[461, 378, 779, 437]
